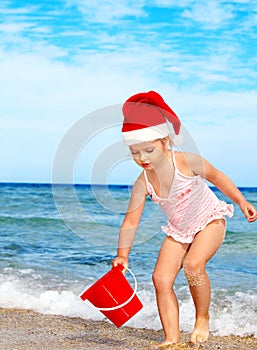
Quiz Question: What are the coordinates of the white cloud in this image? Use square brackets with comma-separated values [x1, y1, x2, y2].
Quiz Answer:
[0, 22, 33, 33]
[154, 0, 194, 7]
[66, 0, 147, 23]
[182, 1, 234, 29]
[0, 10, 173, 136]
[0, 2, 39, 15]
[1, 36, 256, 184]
[0, 0, 257, 183]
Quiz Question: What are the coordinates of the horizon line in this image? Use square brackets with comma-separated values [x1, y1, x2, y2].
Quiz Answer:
[0, 181, 256, 190]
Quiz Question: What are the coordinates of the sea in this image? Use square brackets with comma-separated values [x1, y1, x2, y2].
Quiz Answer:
[0, 182, 257, 337]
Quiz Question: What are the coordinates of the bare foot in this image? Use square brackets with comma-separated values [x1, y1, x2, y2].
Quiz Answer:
[156, 340, 179, 349]
[190, 315, 210, 344]
[149, 341, 175, 349]
[150, 342, 189, 349]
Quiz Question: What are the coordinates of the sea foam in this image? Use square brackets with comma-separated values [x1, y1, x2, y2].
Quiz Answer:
[0, 271, 256, 337]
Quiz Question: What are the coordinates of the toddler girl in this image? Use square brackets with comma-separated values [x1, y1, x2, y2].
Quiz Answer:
[112, 91, 257, 348]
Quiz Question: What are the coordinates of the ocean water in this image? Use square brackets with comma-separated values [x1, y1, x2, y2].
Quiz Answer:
[0, 182, 257, 337]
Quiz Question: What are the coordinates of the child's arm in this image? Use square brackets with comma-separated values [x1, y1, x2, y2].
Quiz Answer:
[112, 173, 147, 269]
[197, 156, 257, 222]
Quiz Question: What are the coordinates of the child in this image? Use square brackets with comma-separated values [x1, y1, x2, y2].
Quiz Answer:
[112, 91, 257, 348]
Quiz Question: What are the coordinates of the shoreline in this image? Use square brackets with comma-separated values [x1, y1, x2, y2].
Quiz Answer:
[0, 308, 257, 349]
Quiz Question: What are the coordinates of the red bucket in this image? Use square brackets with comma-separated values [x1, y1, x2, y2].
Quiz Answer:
[80, 265, 143, 328]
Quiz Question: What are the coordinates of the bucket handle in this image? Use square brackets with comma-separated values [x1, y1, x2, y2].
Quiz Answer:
[84, 266, 138, 312]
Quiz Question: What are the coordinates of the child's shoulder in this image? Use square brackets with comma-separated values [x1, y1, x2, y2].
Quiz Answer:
[132, 171, 148, 194]
[174, 150, 202, 163]
[173, 151, 204, 176]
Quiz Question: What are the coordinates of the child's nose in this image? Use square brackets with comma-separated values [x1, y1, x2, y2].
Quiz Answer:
[140, 152, 147, 161]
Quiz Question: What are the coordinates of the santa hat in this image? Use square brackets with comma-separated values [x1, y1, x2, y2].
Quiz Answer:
[121, 91, 181, 145]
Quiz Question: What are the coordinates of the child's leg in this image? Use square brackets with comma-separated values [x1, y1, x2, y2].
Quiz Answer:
[183, 219, 226, 344]
[152, 236, 189, 346]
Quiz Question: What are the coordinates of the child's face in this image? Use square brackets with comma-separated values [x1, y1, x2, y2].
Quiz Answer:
[129, 139, 168, 170]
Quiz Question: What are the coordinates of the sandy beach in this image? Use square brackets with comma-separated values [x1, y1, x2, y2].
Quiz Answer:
[0, 308, 256, 350]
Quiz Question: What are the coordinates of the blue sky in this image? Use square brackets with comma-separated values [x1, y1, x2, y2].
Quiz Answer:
[1, 0, 257, 185]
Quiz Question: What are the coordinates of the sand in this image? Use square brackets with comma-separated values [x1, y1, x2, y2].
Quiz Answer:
[0, 308, 256, 350]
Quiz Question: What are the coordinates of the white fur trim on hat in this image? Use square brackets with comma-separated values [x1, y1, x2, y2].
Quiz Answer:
[122, 123, 170, 145]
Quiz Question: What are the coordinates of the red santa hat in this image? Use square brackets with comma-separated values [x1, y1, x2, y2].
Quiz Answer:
[121, 91, 181, 145]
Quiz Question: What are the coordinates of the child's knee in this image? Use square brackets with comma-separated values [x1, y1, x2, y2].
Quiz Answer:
[152, 271, 174, 291]
[183, 258, 206, 287]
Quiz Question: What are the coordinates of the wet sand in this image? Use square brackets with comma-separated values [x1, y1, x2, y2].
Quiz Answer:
[0, 308, 256, 350]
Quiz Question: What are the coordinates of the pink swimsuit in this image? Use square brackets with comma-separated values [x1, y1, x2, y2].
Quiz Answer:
[144, 151, 234, 243]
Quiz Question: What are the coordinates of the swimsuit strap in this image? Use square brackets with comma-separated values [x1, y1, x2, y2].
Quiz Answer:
[171, 149, 178, 171]
[143, 169, 147, 183]
[143, 170, 153, 197]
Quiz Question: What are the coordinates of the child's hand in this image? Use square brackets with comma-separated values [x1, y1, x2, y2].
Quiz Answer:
[240, 201, 257, 222]
[111, 256, 129, 272]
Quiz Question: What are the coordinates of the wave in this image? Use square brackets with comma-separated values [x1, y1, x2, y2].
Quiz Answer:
[0, 270, 256, 337]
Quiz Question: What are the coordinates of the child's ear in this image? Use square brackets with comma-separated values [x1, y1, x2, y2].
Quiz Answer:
[162, 136, 173, 149]
[162, 136, 170, 144]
